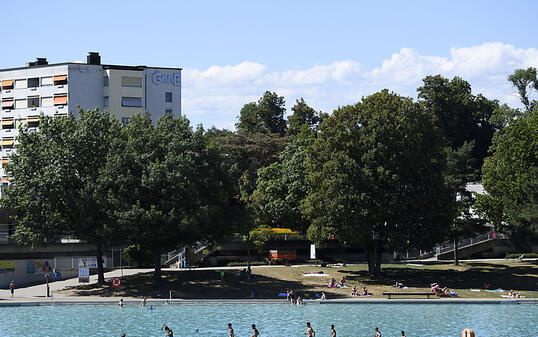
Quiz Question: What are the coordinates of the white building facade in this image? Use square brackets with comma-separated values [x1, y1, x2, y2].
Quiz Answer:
[0, 52, 182, 187]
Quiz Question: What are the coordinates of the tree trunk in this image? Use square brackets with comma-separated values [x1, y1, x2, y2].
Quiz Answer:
[374, 240, 383, 275]
[154, 251, 162, 285]
[366, 240, 383, 276]
[453, 238, 459, 266]
[96, 243, 105, 285]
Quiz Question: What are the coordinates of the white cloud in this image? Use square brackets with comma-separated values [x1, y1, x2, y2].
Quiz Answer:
[182, 43, 538, 130]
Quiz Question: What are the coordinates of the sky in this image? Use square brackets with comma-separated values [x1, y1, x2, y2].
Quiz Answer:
[3, 1, 538, 130]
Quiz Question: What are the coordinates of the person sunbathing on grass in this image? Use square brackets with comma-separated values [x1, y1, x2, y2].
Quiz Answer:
[350, 285, 358, 296]
[362, 286, 372, 296]
[328, 278, 337, 288]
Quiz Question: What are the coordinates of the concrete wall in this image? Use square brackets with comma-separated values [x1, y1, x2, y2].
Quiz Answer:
[145, 68, 181, 121]
[104, 69, 144, 120]
[0, 256, 107, 288]
[67, 64, 104, 116]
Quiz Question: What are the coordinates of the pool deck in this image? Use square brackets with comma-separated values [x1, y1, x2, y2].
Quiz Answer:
[1, 266, 536, 306]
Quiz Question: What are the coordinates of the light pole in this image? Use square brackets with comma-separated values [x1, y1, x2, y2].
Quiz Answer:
[45, 273, 50, 297]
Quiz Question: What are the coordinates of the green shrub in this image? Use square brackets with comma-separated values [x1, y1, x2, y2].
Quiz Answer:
[122, 244, 154, 267]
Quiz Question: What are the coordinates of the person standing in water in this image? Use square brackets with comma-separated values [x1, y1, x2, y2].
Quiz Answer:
[304, 322, 315, 337]
[372, 327, 381, 337]
[330, 325, 336, 337]
[251, 324, 259, 337]
[228, 323, 234, 337]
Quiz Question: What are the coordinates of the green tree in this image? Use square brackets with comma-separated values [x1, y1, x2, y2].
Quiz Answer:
[475, 110, 538, 246]
[3, 109, 123, 284]
[417, 75, 500, 176]
[508, 67, 538, 113]
[236, 91, 287, 136]
[251, 125, 315, 231]
[302, 90, 452, 275]
[107, 113, 239, 284]
[444, 142, 487, 265]
[287, 98, 324, 136]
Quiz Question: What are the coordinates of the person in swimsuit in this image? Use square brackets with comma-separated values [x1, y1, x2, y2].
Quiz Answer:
[9, 281, 15, 297]
[401, 331, 406, 337]
[162, 323, 174, 337]
[117, 298, 124, 306]
[330, 325, 336, 337]
[304, 322, 315, 337]
[228, 323, 234, 337]
[251, 324, 259, 337]
[372, 327, 381, 337]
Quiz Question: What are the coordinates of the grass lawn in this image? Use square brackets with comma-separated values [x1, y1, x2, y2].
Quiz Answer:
[60, 260, 537, 300]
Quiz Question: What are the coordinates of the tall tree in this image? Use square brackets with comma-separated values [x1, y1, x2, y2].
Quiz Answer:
[287, 98, 324, 136]
[236, 91, 287, 136]
[508, 67, 538, 113]
[302, 90, 452, 275]
[475, 110, 538, 247]
[106, 113, 239, 284]
[417, 75, 500, 176]
[3, 109, 123, 284]
[444, 142, 487, 265]
[251, 125, 315, 231]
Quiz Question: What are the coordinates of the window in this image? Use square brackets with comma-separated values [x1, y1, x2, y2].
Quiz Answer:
[41, 97, 53, 107]
[1, 138, 14, 149]
[53, 75, 67, 86]
[54, 94, 68, 106]
[27, 96, 40, 108]
[1, 157, 8, 165]
[121, 97, 142, 107]
[27, 116, 40, 127]
[54, 113, 68, 118]
[121, 117, 131, 125]
[1, 99, 14, 110]
[103, 76, 109, 87]
[1, 119, 14, 130]
[27, 77, 40, 88]
[14, 79, 26, 89]
[41, 76, 53, 86]
[165, 92, 172, 103]
[1, 80, 14, 90]
[103, 96, 109, 107]
[165, 109, 172, 114]
[15, 99, 27, 109]
[121, 77, 142, 87]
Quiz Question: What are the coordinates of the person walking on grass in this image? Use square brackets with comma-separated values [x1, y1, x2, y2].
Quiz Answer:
[9, 280, 15, 297]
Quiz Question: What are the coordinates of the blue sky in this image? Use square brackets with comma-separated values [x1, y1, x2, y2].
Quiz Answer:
[3, 1, 538, 129]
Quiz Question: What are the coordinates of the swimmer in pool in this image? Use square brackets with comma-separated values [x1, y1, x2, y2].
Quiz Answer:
[162, 323, 174, 337]
[372, 327, 381, 337]
[304, 322, 315, 337]
[228, 323, 234, 337]
[251, 324, 259, 337]
[330, 325, 336, 337]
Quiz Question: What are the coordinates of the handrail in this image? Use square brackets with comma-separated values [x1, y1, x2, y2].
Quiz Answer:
[435, 231, 506, 256]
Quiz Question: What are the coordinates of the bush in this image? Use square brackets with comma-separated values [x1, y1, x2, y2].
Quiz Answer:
[505, 253, 538, 259]
[122, 244, 154, 267]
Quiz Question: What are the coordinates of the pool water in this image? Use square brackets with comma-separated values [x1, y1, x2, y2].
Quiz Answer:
[0, 303, 536, 337]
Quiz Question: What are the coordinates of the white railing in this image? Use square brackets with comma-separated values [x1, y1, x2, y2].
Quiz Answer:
[435, 231, 507, 255]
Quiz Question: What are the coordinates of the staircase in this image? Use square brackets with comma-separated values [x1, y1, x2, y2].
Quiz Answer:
[435, 231, 508, 260]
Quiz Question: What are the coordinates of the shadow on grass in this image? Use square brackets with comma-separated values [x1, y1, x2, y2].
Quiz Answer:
[66, 270, 348, 299]
[339, 262, 538, 290]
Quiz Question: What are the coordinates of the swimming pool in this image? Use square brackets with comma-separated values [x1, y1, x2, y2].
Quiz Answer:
[0, 303, 536, 337]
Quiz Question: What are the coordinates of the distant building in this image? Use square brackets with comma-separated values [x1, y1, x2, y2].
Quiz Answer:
[0, 52, 182, 188]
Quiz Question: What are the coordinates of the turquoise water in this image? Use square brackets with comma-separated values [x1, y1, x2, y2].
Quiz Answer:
[0, 303, 536, 337]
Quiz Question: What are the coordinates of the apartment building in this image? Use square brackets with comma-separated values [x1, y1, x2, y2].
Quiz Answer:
[0, 52, 182, 187]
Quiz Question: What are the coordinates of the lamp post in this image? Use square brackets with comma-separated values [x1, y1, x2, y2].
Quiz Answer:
[45, 273, 50, 297]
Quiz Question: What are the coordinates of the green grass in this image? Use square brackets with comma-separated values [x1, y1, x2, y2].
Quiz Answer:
[61, 260, 538, 299]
